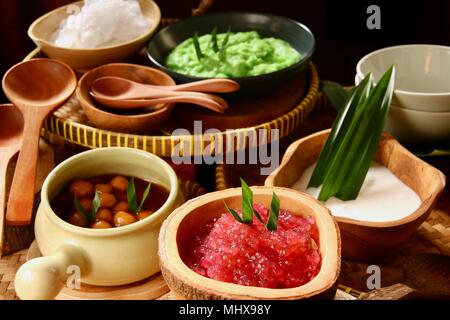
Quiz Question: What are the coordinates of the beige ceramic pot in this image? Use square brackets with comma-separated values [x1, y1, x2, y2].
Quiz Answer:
[14, 148, 182, 300]
[159, 187, 341, 300]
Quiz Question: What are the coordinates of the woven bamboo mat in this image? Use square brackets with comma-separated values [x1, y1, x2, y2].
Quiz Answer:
[0, 250, 26, 300]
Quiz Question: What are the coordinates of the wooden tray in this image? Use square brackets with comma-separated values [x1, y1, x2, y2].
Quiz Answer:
[0, 245, 357, 300]
[24, 50, 319, 158]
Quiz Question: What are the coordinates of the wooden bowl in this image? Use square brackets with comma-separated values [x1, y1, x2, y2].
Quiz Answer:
[28, 0, 161, 72]
[77, 63, 175, 134]
[159, 187, 341, 300]
[265, 129, 446, 261]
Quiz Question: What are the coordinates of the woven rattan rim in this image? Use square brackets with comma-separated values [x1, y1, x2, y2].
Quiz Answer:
[38, 63, 319, 157]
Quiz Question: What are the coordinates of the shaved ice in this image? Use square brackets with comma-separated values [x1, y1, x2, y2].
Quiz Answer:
[52, 0, 152, 49]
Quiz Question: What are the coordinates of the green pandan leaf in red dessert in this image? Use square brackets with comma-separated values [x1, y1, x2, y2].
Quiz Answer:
[225, 178, 281, 231]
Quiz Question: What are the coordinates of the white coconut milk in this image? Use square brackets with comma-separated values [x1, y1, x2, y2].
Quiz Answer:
[293, 162, 421, 222]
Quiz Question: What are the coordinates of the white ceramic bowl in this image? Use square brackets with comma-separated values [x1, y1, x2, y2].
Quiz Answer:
[385, 105, 450, 145]
[356, 45, 450, 112]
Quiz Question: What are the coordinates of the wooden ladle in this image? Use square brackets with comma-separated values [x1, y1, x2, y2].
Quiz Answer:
[91, 76, 240, 98]
[2, 58, 77, 225]
[0, 104, 24, 253]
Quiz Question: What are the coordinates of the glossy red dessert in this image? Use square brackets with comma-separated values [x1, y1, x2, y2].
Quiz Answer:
[186, 203, 321, 289]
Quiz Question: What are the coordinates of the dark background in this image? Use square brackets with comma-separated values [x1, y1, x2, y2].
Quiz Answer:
[0, 0, 449, 103]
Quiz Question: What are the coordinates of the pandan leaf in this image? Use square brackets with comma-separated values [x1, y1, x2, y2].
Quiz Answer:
[74, 196, 87, 217]
[211, 26, 219, 52]
[240, 178, 254, 223]
[253, 209, 265, 224]
[266, 192, 280, 231]
[193, 32, 204, 60]
[127, 177, 138, 214]
[137, 182, 152, 214]
[224, 178, 281, 232]
[317, 66, 395, 201]
[320, 81, 352, 112]
[89, 190, 101, 223]
[224, 201, 243, 223]
[337, 66, 395, 200]
[309, 73, 373, 188]
[219, 28, 231, 61]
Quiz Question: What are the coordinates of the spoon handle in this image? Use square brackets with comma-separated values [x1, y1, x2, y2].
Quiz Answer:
[149, 90, 228, 109]
[0, 155, 9, 254]
[94, 94, 226, 113]
[154, 95, 227, 113]
[168, 79, 240, 93]
[6, 118, 42, 226]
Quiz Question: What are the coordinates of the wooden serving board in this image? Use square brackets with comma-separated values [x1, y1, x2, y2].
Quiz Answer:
[27, 241, 357, 300]
[27, 242, 169, 300]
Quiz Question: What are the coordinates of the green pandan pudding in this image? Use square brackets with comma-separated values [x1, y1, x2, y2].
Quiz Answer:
[165, 31, 301, 78]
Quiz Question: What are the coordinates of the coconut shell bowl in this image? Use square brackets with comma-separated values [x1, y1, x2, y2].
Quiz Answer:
[159, 187, 341, 300]
[265, 130, 446, 261]
[77, 63, 176, 133]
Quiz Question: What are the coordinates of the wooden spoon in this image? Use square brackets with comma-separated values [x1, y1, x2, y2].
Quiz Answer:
[91, 91, 227, 113]
[0, 104, 24, 254]
[2, 59, 77, 225]
[91, 76, 240, 99]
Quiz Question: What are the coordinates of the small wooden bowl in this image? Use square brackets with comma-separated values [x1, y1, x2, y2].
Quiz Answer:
[28, 0, 161, 72]
[159, 187, 341, 300]
[77, 63, 175, 133]
[265, 130, 446, 261]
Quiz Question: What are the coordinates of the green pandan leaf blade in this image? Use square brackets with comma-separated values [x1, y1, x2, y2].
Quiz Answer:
[137, 182, 152, 214]
[193, 32, 204, 60]
[253, 209, 265, 224]
[318, 66, 395, 202]
[266, 192, 280, 231]
[219, 28, 231, 61]
[320, 81, 352, 112]
[240, 178, 254, 223]
[309, 73, 373, 188]
[74, 196, 87, 217]
[127, 177, 138, 214]
[211, 26, 219, 52]
[224, 201, 243, 223]
[337, 66, 395, 200]
[88, 190, 101, 223]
